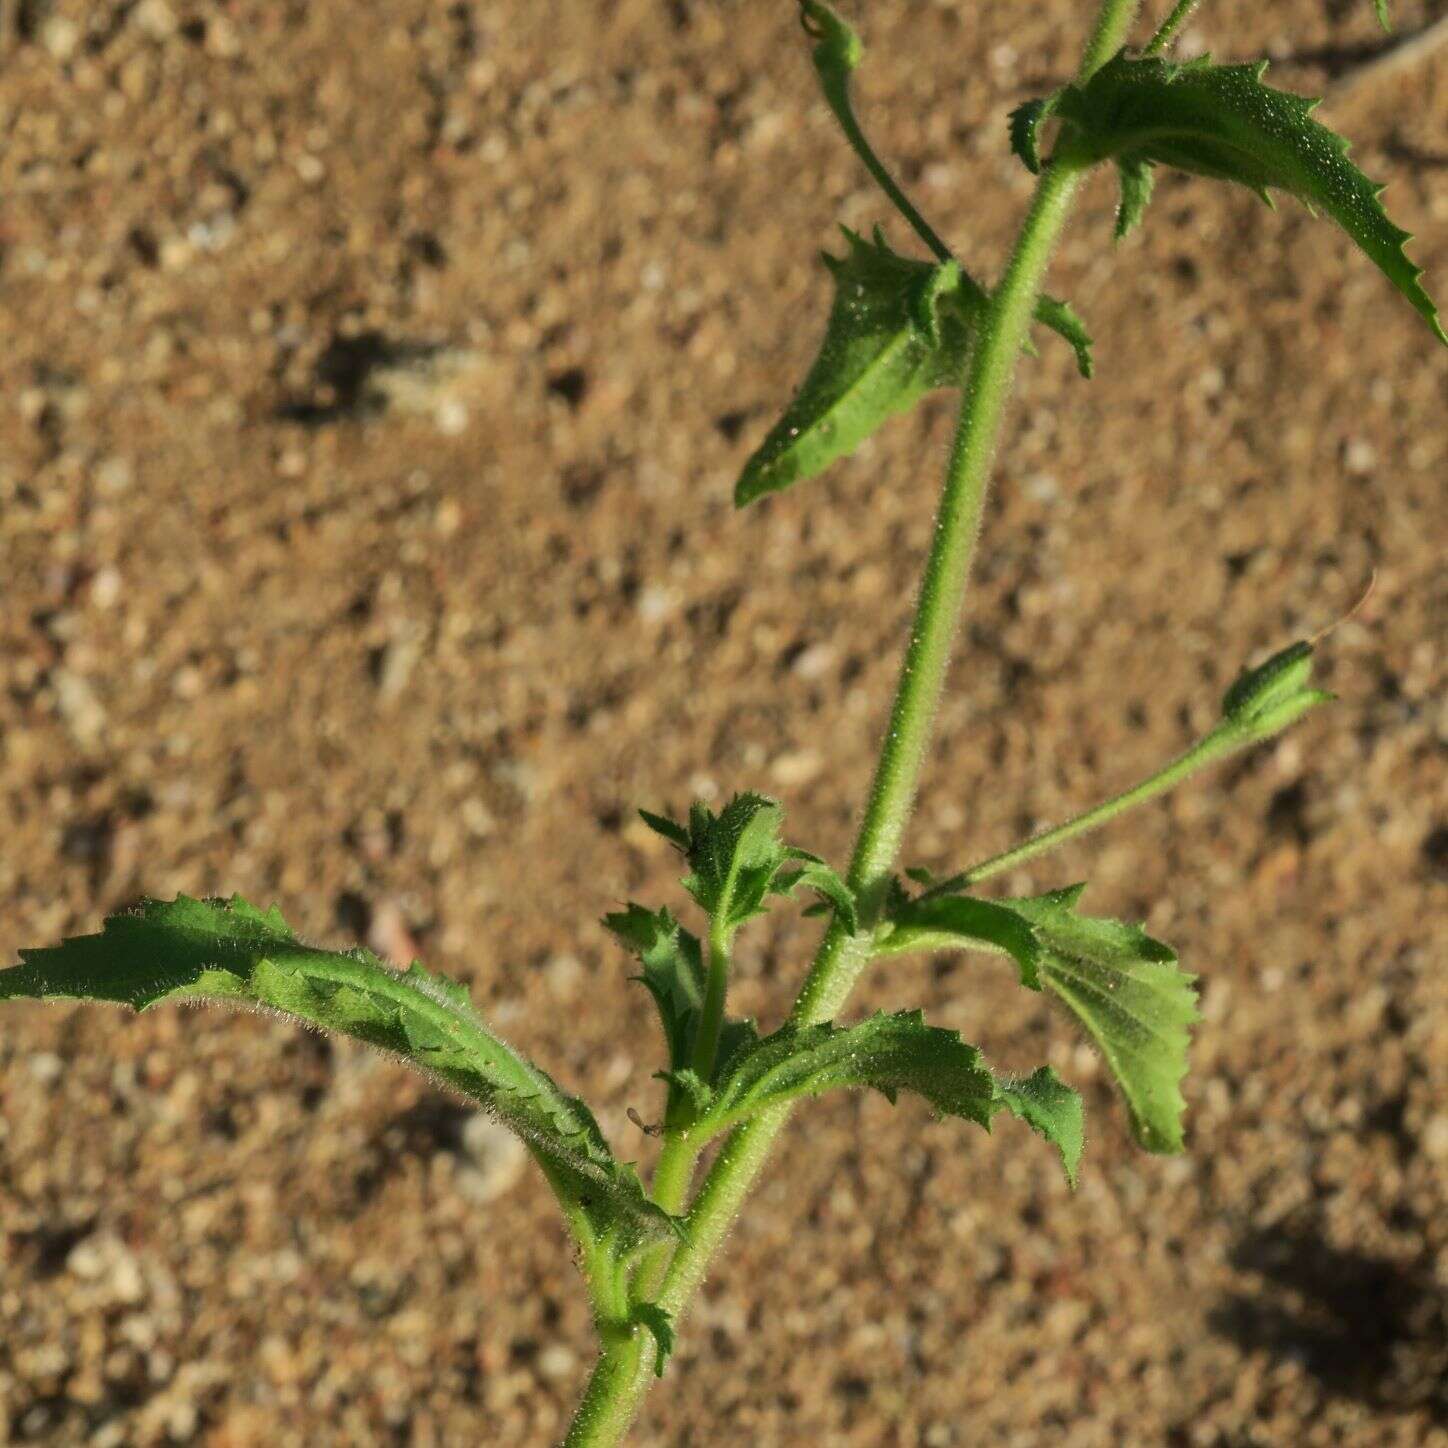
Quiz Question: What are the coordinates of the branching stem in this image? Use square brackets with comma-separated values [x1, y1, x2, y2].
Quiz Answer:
[561, 3, 1143, 1443]
[921, 725, 1246, 894]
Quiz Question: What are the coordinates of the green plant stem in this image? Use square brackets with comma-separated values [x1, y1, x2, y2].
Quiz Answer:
[925, 724, 1244, 892]
[1145, 0, 1203, 55]
[1082, 0, 1145, 77]
[629, 1129, 700, 1302]
[811, 45, 953, 263]
[689, 917, 732, 1082]
[792, 160, 1085, 1022]
[561, 5, 1142, 1444]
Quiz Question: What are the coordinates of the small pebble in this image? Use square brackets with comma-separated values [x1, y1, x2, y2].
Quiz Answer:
[770, 748, 823, 787]
[40, 17, 82, 61]
[536, 1344, 578, 1381]
[1422, 1114, 1448, 1163]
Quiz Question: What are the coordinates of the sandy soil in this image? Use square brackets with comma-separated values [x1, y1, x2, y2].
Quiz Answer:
[1, 1, 1446, 1443]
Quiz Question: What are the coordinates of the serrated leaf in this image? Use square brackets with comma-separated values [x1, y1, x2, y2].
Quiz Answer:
[997, 1066, 1085, 1187]
[680, 793, 789, 931]
[1009, 92, 1063, 175]
[877, 890, 1044, 990]
[638, 808, 690, 851]
[691, 1009, 1082, 1184]
[1005, 888, 1199, 1153]
[734, 231, 981, 507]
[3, 896, 679, 1248]
[774, 852, 859, 934]
[630, 1302, 676, 1377]
[696, 1010, 992, 1127]
[1114, 153, 1156, 238]
[1048, 53, 1444, 342]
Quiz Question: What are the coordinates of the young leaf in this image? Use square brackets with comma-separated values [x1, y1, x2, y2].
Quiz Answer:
[1046, 54, 1444, 342]
[630, 1302, 676, 1377]
[680, 793, 789, 932]
[1030, 294, 1095, 378]
[690, 1009, 1083, 1184]
[1114, 154, 1155, 239]
[1005, 887, 1199, 1153]
[603, 904, 757, 1100]
[1218, 640, 1332, 742]
[3, 896, 679, 1247]
[638, 807, 691, 851]
[876, 890, 1044, 990]
[1009, 92, 1063, 176]
[603, 904, 705, 1072]
[773, 851, 859, 934]
[997, 1067, 1086, 1186]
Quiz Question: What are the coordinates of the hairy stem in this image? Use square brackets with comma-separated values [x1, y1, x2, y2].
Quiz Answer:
[1145, 0, 1204, 55]
[925, 725, 1244, 892]
[561, 3, 1142, 1443]
[689, 917, 733, 1082]
[808, 25, 953, 262]
[791, 161, 1084, 1019]
[628, 1129, 700, 1303]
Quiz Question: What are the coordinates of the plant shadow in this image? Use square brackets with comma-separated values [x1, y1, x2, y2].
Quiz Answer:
[1209, 1221, 1448, 1426]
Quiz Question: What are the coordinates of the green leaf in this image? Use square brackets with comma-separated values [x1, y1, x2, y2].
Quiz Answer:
[3, 896, 679, 1248]
[1005, 887, 1199, 1153]
[658, 793, 858, 938]
[1219, 640, 1332, 741]
[1009, 93, 1063, 176]
[1030, 294, 1095, 378]
[1114, 154, 1155, 239]
[630, 1302, 676, 1377]
[603, 904, 757, 1110]
[1374, 0, 1392, 30]
[997, 1067, 1086, 1187]
[877, 889, 1044, 990]
[603, 904, 705, 1073]
[692, 1009, 1083, 1184]
[734, 226, 1094, 506]
[638, 807, 690, 851]
[773, 851, 859, 934]
[679, 793, 789, 932]
[1047, 53, 1444, 342]
[734, 229, 982, 507]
